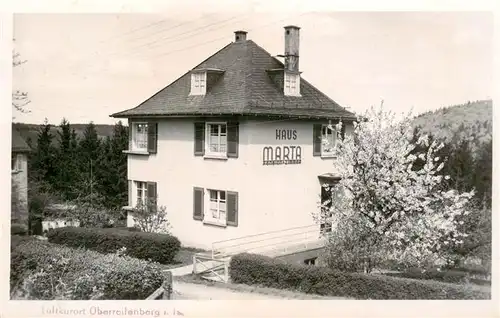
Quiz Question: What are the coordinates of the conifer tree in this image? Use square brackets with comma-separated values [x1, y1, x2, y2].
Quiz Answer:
[30, 119, 57, 191]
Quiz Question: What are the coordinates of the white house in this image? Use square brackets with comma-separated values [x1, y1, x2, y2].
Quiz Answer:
[111, 26, 356, 258]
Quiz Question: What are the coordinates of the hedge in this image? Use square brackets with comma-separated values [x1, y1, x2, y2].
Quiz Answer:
[47, 227, 181, 264]
[384, 267, 491, 286]
[229, 253, 491, 300]
[10, 237, 165, 300]
[11, 223, 28, 236]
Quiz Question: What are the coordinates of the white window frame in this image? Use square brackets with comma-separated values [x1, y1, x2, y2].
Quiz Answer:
[134, 181, 148, 207]
[205, 189, 227, 226]
[284, 72, 301, 96]
[132, 122, 148, 152]
[205, 122, 227, 158]
[304, 257, 317, 266]
[321, 124, 337, 157]
[190, 72, 207, 95]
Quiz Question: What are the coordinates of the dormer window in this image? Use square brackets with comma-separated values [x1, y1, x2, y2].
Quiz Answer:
[190, 72, 207, 95]
[284, 72, 300, 96]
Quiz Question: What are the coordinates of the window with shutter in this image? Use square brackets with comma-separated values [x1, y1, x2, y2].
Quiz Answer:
[131, 123, 148, 152]
[205, 122, 227, 158]
[194, 122, 205, 156]
[321, 124, 336, 157]
[193, 187, 204, 220]
[134, 181, 148, 207]
[205, 189, 227, 226]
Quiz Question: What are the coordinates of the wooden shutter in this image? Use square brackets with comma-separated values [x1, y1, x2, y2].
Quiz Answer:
[147, 182, 157, 212]
[128, 124, 133, 150]
[226, 191, 238, 227]
[194, 122, 205, 156]
[313, 124, 322, 156]
[128, 180, 133, 207]
[147, 122, 158, 154]
[227, 121, 239, 158]
[193, 187, 204, 220]
[340, 121, 346, 141]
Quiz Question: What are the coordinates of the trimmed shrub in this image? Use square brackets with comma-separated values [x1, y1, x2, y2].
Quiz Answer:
[229, 253, 491, 300]
[384, 267, 491, 285]
[10, 239, 165, 300]
[11, 223, 28, 236]
[47, 226, 180, 264]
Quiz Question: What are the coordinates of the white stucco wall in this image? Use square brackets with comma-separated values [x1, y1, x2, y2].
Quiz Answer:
[127, 118, 352, 250]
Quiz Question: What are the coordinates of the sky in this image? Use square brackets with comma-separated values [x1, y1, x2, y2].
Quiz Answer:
[12, 10, 494, 125]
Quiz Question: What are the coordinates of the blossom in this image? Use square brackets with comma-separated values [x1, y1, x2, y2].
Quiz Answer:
[315, 104, 474, 268]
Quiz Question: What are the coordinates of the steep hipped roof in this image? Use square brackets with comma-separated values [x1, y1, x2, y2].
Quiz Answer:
[111, 39, 356, 120]
[12, 128, 30, 153]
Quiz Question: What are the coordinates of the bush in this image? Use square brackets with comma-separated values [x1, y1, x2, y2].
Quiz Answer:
[11, 223, 28, 236]
[47, 226, 181, 264]
[229, 253, 491, 300]
[383, 267, 490, 285]
[10, 239, 165, 300]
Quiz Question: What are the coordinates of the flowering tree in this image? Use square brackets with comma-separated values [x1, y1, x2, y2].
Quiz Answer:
[131, 199, 171, 234]
[317, 104, 474, 271]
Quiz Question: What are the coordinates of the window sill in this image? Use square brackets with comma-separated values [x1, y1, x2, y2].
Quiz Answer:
[203, 154, 228, 161]
[320, 153, 337, 159]
[203, 220, 227, 228]
[123, 150, 150, 156]
[122, 206, 134, 211]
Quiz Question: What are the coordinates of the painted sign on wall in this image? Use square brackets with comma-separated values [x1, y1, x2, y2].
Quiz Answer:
[262, 129, 302, 165]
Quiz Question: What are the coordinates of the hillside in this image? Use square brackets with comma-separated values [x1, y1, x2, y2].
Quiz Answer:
[411, 99, 492, 148]
[12, 122, 120, 148]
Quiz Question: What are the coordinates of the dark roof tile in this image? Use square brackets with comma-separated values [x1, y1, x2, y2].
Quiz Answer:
[12, 128, 30, 152]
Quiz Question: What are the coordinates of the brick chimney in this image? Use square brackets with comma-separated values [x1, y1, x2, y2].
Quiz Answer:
[234, 30, 247, 42]
[284, 25, 300, 72]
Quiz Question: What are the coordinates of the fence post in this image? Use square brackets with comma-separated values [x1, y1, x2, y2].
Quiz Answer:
[192, 254, 197, 274]
[162, 271, 173, 300]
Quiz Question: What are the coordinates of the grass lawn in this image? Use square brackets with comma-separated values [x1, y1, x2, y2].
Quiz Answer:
[174, 273, 345, 299]
[161, 247, 208, 270]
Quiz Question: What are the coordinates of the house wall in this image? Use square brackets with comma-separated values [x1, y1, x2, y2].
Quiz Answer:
[127, 118, 352, 250]
[11, 152, 29, 226]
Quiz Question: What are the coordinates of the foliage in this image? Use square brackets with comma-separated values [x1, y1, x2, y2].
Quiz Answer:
[383, 266, 490, 286]
[24, 120, 128, 212]
[10, 238, 165, 300]
[131, 199, 171, 234]
[28, 179, 58, 235]
[229, 253, 490, 300]
[47, 226, 181, 264]
[411, 99, 492, 149]
[317, 104, 475, 271]
[95, 121, 128, 209]
[11, 224, 28, 236]
[29, 119, 58, 187]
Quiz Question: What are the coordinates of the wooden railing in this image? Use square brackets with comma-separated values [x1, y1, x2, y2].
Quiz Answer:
[211, 224, 323, 258]
[146, 271, 173, 300]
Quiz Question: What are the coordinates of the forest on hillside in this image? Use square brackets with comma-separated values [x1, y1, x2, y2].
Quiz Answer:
[411, 99, 492, 151]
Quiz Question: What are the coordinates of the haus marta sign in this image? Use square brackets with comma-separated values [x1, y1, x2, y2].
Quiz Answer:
[262, 129, 302, 165]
